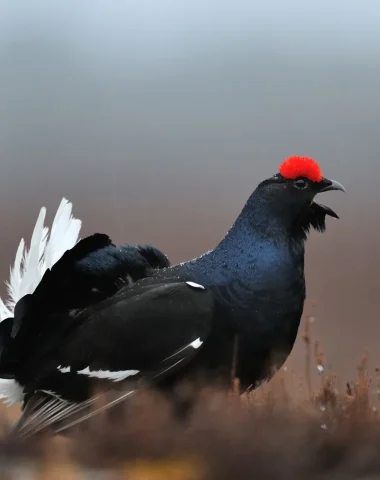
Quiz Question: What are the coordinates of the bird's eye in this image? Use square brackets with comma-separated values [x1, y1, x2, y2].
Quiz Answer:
[294, 179, 308, 190]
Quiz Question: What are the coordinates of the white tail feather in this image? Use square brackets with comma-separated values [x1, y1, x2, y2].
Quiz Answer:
[0, 198, 82, 320]
[0, 297, 12, 319]
[0, 379, 24, 405]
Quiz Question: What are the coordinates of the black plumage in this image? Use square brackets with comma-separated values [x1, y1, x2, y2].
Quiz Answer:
[0, 156, 345, 435]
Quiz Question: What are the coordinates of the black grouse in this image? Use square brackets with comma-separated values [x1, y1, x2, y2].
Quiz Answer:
[0, 156, 345, 435]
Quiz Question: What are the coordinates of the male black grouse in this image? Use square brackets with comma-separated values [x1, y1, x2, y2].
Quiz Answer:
[0, 155, 345, 435]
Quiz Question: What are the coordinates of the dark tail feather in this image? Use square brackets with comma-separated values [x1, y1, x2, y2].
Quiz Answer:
[0, 318, 14, 374]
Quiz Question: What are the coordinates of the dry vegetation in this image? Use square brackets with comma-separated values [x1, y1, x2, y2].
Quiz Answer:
[0, 316, 379, 479]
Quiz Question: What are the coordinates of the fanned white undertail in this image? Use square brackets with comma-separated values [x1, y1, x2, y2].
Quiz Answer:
[0, 198, 81, 405]
[0, 198, 81, 321]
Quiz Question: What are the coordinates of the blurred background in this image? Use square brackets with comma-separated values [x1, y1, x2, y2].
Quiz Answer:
[0, 0, 379, 384]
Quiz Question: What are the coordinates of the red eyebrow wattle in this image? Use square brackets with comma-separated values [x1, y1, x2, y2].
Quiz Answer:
[279, 156, 322, 183]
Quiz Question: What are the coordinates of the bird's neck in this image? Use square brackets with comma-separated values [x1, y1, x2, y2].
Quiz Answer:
[184, 190, 305, 287]
[229, 189, 302, 239]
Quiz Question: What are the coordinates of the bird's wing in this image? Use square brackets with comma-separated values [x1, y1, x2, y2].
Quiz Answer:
[24, 232, 171, 314]
[12, 280, 214, 437]
[4, 233, 171, 366]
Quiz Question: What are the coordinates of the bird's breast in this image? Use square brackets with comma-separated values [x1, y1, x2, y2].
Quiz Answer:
[183, 237, 305, 323]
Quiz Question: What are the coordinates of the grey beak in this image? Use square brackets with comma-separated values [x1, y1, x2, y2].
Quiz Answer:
[319, 178, 346, 193]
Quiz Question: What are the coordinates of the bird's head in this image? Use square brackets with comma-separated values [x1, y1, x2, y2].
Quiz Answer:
[254, 155, 345, 239]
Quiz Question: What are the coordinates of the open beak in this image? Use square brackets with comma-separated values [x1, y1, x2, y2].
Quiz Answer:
[318, 178, 346, 193]
[314, 203, 340, 219]
[312, 177, 346, 220]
